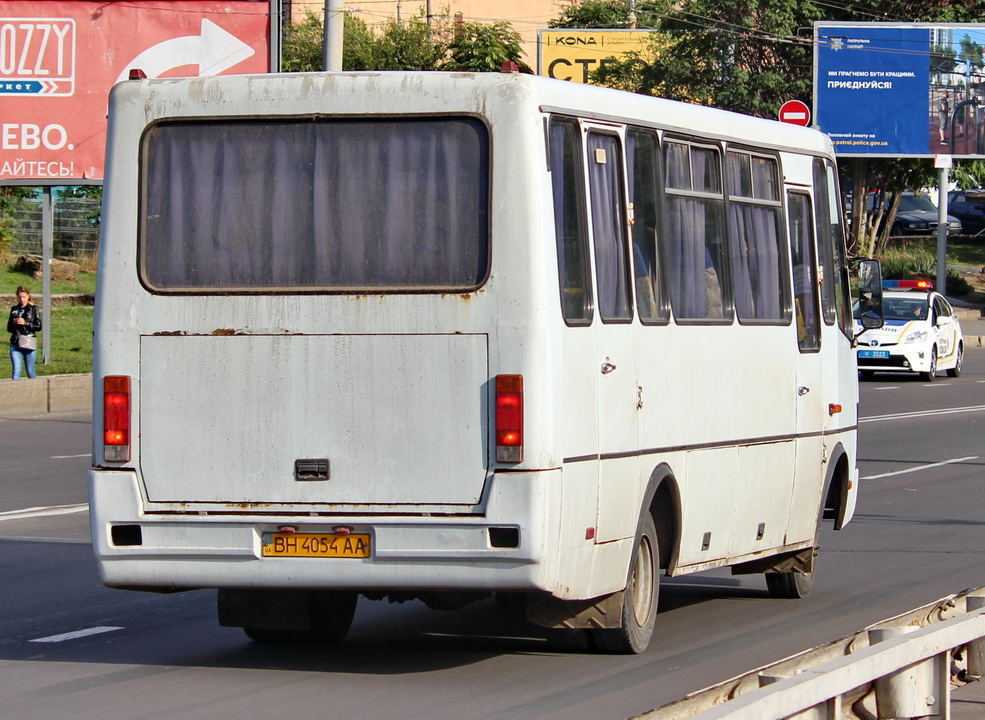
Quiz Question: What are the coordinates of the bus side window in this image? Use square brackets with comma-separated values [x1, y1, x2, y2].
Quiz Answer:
[813, 159, 853, 339]
[627, 128, 668, 324]
[788, 193, 821, 352]
[725, 150, 788, 322]
[549, 117, 594, 324]
[663, 140, 730, 321]
[587, 132, 633, 322]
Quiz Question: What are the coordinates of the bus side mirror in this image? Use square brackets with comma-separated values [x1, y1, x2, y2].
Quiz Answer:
[856, 259, 884, 330]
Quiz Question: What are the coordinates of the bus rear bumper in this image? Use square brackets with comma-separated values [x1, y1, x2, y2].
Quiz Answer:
[88, 469, 559, 594]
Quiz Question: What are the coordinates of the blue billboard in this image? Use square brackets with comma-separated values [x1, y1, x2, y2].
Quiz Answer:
[814, 23, 985, 157]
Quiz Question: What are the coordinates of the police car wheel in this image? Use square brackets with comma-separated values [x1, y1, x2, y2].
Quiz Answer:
[947, 344, 963, 378]
[921, 348, 938, 382]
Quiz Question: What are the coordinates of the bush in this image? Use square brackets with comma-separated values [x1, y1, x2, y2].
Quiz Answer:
[878, 247, 937, 279]
[946, 270, 973, 296]
[875, 247, 974, 296]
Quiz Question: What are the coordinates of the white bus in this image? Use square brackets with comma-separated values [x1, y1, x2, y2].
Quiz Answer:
[90, 70, 861, 654]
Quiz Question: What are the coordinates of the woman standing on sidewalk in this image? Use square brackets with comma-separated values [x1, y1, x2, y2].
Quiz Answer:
[7, 285, 42, 379]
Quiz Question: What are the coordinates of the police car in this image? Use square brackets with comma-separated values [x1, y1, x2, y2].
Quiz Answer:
[854, 280, 964, 381]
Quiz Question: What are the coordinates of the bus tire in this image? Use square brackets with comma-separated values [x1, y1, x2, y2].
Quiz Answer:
[766, 566, 814, 599]
[592, 513, 658, 654]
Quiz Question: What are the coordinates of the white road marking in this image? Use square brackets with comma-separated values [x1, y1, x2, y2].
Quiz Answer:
[0, 504, 88, 522]
[860, 404, 985, 423]
[873, 386, 900, 390]
[862, 456, 978, 481]
[50, 453, 90, 459]
[30, 626, 123, 644]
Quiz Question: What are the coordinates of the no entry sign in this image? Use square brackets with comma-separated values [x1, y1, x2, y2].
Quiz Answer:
[778, 100, 811, 127]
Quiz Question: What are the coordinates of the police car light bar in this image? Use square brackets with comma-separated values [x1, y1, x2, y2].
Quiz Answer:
[883, 279, 933, 290]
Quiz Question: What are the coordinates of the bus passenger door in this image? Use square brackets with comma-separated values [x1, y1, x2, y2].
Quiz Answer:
[787, 191, 826, 543]
[585, 129, 640, 544]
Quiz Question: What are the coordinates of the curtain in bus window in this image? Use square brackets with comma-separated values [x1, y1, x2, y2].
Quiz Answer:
[587, 133, 631, 321]
[142, 119, 489, 291]
[549, 118, 593, 323]
[665, 196, 725, 319]
[728, 204, 782, 320]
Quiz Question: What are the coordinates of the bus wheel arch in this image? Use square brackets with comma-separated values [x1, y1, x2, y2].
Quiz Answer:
[642, 463, 682, 573]
[823, 443, 852, 531]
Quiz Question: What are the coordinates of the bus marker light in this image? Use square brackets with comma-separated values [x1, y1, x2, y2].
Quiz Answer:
[829, 403, 842, 416]
[495, 375, 523, 463]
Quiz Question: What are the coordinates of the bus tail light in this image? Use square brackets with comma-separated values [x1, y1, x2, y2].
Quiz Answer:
[495, 374, 523, 463]
[104, 375, 131, 462]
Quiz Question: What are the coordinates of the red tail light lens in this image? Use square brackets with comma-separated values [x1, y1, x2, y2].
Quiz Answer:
[104, 375, 131, 462]
[495, 374, 523, 463]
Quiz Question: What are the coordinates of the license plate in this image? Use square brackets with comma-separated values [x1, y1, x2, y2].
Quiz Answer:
[859, 349, 889, 359]
[262, 532, 371, 558]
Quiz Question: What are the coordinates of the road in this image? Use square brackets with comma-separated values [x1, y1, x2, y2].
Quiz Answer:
[2, 359, 985, 720]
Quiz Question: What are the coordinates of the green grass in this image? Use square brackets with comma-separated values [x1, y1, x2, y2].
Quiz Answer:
[19, 305, 94, 377]
[3, 264, 95, 376]
[893, 237, 985, 268]
[1, 265, 97, 296]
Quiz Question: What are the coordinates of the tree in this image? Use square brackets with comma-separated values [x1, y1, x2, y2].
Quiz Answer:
[281, 10, 527, 74]
[0, 187, 36, 264]
[282, 12, 377, 72]
[550, 0, 668, 29]
[445, 20, 529, 72]
[591, 0, 819, 115]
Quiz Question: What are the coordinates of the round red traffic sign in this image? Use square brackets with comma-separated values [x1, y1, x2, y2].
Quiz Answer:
[778, 100, 811, 127]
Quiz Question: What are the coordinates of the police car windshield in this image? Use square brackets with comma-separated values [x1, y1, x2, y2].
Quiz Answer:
[884, 296, 928, 321]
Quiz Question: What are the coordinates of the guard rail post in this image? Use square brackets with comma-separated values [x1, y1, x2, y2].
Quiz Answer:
[867, 626, 948, 719]
[967, 596, 985, 679]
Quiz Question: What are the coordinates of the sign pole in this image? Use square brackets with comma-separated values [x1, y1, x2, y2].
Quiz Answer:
[41, 186, 52, 365]
[936, 163, 949, 295]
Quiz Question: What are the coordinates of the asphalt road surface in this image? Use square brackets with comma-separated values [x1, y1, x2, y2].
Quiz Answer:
[2, 358, 984, 720]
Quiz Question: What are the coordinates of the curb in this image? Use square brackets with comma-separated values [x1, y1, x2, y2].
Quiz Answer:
[0, 373, 92, 417]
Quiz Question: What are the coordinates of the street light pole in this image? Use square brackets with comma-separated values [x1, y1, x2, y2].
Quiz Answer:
[323, 0, 344, 71]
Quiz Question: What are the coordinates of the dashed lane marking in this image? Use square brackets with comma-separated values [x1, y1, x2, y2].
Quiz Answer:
[0, 504, 88, 522]
[30, 627, 123, 644]
[862, 456, 978, 481]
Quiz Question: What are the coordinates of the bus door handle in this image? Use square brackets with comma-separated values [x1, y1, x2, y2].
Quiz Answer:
[798, 386, 810, 396]
[601, 361, 617, 375]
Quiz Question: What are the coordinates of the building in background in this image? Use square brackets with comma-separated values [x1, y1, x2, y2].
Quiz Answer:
[284, 0, 567, 61]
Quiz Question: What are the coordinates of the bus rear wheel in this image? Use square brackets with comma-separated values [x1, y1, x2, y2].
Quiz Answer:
[592, 513, 658, 654]
[766, 568, 814, 599]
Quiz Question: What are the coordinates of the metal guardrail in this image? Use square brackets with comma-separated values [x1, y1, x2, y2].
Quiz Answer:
[641, 589, 985, 720]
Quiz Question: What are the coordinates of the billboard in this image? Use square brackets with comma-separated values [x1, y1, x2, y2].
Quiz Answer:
[0, 1, 272, 182]
[814, 22, 985, 158]
[538, 30, 656, 84]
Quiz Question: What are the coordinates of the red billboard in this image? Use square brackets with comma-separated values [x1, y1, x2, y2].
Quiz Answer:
[0, 1, 271, 181]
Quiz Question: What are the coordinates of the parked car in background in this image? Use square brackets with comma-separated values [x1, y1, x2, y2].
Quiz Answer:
[947, 189, 985, 236]
[868, 191, 962, 237]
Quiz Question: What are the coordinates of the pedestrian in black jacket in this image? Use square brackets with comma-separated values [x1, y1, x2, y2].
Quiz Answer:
[8, 285, 42, 379]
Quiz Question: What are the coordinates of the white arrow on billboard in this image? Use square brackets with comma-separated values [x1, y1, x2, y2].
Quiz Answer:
[116, 19, 255, 83]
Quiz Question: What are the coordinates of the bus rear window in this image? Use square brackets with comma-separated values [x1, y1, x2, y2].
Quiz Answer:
[139, 117, 489, 292]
